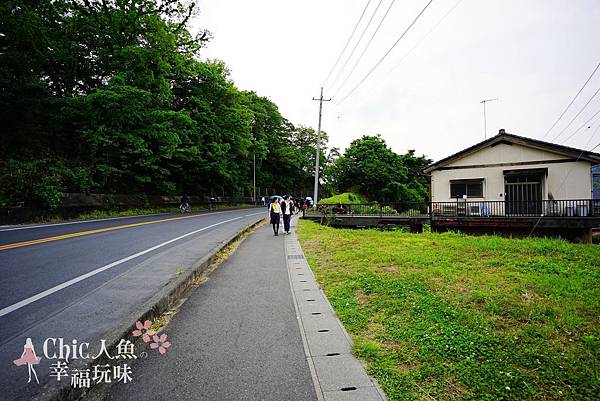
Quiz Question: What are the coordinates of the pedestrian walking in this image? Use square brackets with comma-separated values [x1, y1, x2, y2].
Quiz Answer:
[268, 197, 281, 236]
[261, 196, 265, 206]
[281, 195, 292, 234]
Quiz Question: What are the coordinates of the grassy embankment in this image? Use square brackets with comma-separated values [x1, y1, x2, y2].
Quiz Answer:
[297, 220, 599, 401]
[318, 192, 369, 204]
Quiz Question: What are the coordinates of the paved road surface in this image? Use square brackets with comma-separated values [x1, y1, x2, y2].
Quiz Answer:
[106, 223, 318, 401]
[0, 208, 265, 401]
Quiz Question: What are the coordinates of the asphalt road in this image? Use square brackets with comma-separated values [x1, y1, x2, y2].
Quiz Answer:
[106, 223, 318, 401]
[0, 208, 265, 401]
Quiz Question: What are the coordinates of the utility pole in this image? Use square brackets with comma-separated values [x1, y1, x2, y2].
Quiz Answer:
[251, 116, 257, 205]
[312, 87, 331, 207]
[480, 98, 497, 139]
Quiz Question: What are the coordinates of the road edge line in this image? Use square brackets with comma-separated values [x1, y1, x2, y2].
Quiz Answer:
[33, 214, 265, 401]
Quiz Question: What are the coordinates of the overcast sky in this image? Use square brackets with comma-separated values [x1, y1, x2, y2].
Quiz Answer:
[193, 0, 600, 162]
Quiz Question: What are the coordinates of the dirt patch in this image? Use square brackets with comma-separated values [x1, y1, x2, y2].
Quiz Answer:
[355, 288, 370, 305]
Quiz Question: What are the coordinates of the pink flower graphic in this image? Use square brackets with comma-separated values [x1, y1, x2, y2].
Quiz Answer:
[132, 320, 155, 343]
[150, 334, 171, 354]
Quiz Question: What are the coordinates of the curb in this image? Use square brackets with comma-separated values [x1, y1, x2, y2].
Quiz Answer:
[33, 215, 265, 401]
[286, 217, 387, 401]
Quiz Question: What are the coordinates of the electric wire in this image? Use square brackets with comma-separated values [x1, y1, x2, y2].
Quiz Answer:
[332, 0, 397, 99]
[551, 84, 600, 142]
[541, 60, 600, 139]
[561, 105, 600, 144]
[322, 0, 373, 87]
[327, 0, 384, 91]
[325, 0, 461, 116]
[334, 0, 434, 108]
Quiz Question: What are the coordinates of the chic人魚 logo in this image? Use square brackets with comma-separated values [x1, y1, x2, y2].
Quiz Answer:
[13, 320, 170, 388]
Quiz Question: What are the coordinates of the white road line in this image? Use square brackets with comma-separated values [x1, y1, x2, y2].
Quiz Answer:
[245, 211, 266, 217]
[0, 208, 263, 232]
[0, 216, 245, 317]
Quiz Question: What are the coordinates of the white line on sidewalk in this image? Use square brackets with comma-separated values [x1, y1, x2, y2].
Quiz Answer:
[0, 216, 245, 317]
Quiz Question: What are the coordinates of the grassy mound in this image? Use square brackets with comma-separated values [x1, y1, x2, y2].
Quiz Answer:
[318, 192, 369, 204]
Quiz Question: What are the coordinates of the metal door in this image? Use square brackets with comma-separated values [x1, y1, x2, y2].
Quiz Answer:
[505, 175, 542, 215]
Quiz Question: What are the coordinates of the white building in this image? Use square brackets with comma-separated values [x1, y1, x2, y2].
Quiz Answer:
[423, 130, 600, 216]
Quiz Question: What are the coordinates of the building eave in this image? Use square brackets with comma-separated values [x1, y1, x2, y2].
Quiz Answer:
[423, 132, 600, 174]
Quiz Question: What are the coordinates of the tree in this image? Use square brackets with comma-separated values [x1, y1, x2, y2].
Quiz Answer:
[1, 0, 333, 209]
[333, 135, 430, 203]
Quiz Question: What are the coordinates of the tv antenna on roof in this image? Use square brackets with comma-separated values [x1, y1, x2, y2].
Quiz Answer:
[480, 98, 498, 139]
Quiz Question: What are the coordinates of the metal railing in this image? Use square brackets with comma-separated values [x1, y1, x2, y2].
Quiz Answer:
[307, 199, 600, 218]
[307, 202, 429, 218]
[431, 199, 598, 218]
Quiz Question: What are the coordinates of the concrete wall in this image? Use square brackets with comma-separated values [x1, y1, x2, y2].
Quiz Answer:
[430, 143, 593, 202]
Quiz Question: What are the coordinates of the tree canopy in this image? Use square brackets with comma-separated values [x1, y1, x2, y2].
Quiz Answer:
[0, 1, 431, 209]
[331, 135, 431, 203]
[0, 0, 335, 208]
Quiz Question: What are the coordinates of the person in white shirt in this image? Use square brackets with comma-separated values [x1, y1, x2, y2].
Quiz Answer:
[281, 195, 292, 234]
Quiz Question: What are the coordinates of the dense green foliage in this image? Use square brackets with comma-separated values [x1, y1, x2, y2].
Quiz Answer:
[0, 0, 335, 208]
[0, 1, 432, 211]
[330, 135, 431, 203]
[299, 220, 600, 401]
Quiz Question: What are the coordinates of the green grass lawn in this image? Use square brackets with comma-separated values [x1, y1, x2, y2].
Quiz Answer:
[297, 220, 600, 401]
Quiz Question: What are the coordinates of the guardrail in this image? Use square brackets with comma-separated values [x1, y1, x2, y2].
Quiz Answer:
[307, 199, 600, 218]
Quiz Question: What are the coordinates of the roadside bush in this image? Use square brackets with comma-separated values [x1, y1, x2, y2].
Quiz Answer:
[0, 159, 65, 209]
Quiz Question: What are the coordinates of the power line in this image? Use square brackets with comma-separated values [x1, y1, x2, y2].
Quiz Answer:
[541, 60, 600, 139]
[381, 0, 463, 82]
[551, 84, 600, 142]
[335, 0, 434, 108]
[328, 0, 384, 91]
[561, 105, 600, 144]
[322, 0, 373, 87]
[325, 0, 462, 116]
[332, 0, 397, 98]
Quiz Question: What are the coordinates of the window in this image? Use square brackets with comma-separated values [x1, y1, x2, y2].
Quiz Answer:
[450, 179, 483, 198]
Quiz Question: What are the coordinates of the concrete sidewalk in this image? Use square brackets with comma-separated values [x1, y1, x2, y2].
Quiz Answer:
[104, 218, 385, 401]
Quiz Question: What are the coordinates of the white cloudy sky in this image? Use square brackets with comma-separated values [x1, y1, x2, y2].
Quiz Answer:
[193, 0, 600, 161]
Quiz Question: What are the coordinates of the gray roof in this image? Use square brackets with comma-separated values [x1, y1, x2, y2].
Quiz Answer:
[423, 131, 600, 173]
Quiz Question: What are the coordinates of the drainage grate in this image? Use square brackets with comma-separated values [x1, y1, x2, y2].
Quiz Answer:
[306, 299, 316, 302]
[326, 353, 340, 356]
[317, 329, 329, 332]
[299, 280, 307, 282]
[340, 387, 357, 392]
[287, 254, 305, 260]
[311, 312, 321, 315]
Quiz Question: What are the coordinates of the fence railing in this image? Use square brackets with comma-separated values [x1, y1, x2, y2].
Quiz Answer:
[307, 199, 600, 218]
